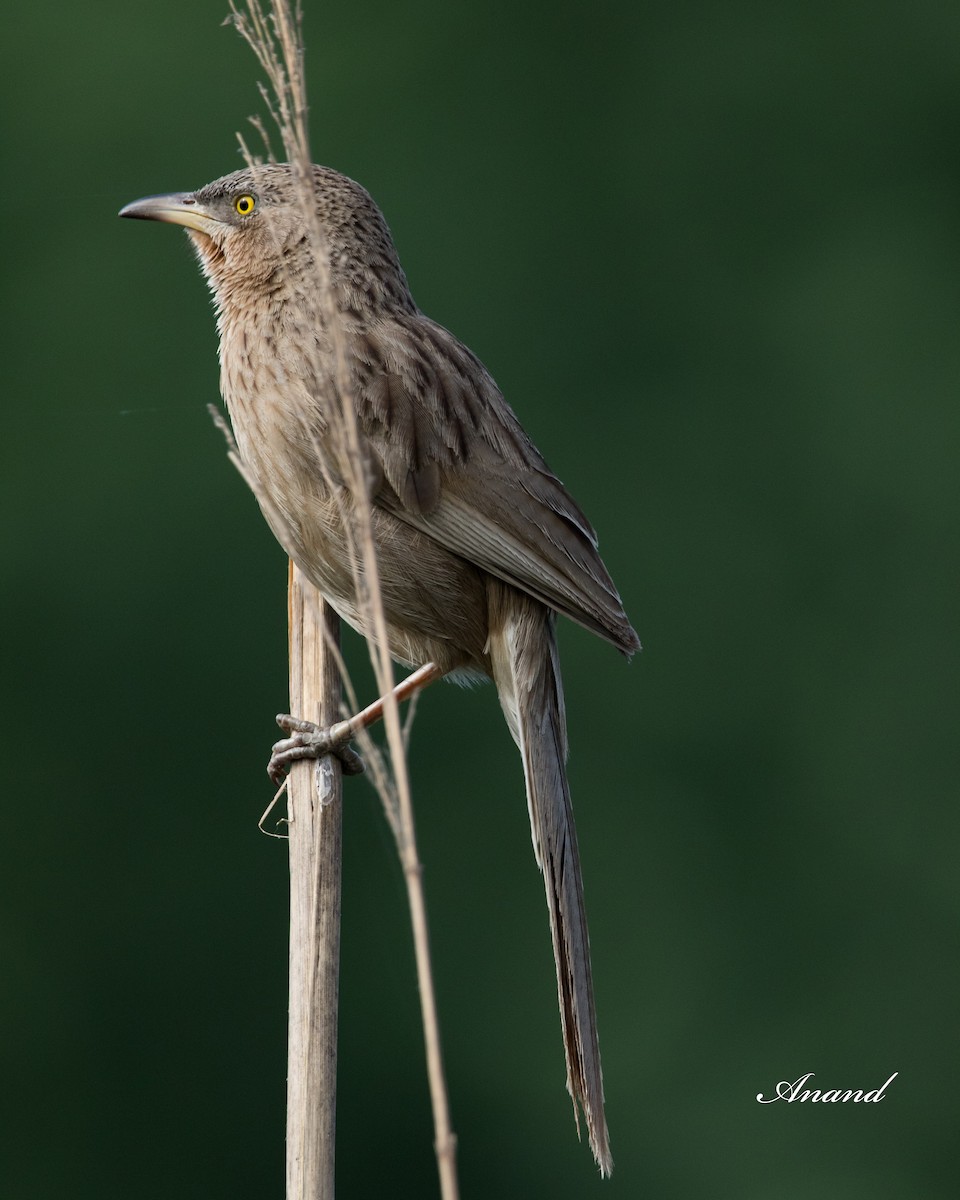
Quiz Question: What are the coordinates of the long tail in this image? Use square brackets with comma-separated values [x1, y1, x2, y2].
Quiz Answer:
[488, 583, 612, 1176]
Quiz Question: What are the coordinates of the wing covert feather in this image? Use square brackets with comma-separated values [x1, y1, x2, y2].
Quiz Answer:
[348, 315, 638, 653]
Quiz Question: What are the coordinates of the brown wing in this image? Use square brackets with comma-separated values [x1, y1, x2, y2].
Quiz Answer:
[349, 314, 639, 655]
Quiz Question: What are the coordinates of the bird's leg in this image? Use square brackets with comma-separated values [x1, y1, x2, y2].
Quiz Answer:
[268, 662, 443, 784]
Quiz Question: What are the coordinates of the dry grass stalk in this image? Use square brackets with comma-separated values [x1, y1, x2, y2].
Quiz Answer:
[285, 563, 342, 1200]
[226, 3, 460, 1197]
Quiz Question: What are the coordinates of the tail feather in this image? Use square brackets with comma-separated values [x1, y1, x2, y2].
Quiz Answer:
[489, 584, 612, 1177]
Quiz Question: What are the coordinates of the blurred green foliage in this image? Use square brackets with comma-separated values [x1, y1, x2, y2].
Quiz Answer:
[1, 1, 957, 1195]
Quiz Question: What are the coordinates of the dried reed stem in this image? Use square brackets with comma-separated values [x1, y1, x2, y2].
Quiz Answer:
[227, 3, 460, 1196]
[285, 564, 342, 1200]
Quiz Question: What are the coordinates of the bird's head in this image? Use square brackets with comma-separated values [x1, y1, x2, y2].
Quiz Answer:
[120, 163, 415, 316]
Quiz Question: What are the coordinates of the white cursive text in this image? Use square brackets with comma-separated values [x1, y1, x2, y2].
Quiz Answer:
[756, 1072, 898, 1104]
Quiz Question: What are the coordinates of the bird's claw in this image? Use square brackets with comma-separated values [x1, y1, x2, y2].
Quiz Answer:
[268, 713, 365, 785]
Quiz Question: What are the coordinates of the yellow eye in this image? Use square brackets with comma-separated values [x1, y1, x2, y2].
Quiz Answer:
[234, 193, 256, 217]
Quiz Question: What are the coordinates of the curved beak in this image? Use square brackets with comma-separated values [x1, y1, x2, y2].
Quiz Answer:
[119, 192, 222, 236]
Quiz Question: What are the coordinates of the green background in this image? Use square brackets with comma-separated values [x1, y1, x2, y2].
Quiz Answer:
[2, 1, 957, 1195]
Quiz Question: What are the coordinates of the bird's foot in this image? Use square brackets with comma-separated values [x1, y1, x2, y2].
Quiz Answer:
[268, 713, 365, 785]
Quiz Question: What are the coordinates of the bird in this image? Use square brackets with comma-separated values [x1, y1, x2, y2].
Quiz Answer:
[120, 163, 639, 1176]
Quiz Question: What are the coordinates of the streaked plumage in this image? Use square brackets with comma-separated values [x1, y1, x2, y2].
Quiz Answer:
[121, 164, 639, 1175]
